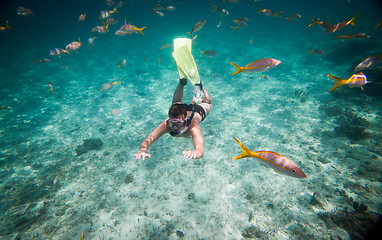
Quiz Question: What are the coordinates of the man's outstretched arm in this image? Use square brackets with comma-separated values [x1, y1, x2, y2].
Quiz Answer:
[134, 120, 169, 160]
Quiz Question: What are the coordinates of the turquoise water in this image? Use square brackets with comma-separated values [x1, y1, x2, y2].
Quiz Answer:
[1, 0, 381, 239]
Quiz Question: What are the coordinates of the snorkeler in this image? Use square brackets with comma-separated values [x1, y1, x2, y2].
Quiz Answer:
[134, 38, 212, 160]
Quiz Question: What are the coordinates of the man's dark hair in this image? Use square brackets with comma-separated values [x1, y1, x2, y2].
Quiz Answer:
[169, 104, 187, 118]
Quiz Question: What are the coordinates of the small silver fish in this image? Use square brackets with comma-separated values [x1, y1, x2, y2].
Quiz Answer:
[211, 3, 229, 16]
[53, 169, 61, 184]
[200, 50, 218, 57]
[309, 48, 325, 55]
[189, 20, 206, 37]
[88, 37, 97, 46]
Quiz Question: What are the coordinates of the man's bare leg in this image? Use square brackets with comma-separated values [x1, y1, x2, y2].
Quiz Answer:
[172, 78, 187, 104]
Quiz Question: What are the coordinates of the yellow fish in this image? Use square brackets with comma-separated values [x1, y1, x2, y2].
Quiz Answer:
[233, 138, 307, 178]
[334, 33, 369, 41]
[66, 38, 81, 51]
[229, 58, 281, 75]
[0, 20, 13, 32]
[117, 59, 126, 68]
[100, 79, 120, 92]
[326, 72, 369, 92]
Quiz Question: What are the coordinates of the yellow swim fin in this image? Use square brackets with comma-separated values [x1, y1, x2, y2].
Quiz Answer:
[172, 38, 200, 85]
[173, 38, 191, 79]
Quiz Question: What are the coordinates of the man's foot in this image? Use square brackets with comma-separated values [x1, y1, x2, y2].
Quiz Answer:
[180, 78, 187, 86]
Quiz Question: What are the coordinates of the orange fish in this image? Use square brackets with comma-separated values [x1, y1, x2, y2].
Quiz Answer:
[326, 72, 369, 92]
[48, 82, 54, 93]
[229, 58, 281, 75]
[80, 230, 84, 240]
[233, 138, 307, 178]
[66, 38, 81, 51]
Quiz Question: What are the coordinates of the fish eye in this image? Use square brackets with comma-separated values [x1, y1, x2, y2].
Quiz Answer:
[292, 169, 296, 172]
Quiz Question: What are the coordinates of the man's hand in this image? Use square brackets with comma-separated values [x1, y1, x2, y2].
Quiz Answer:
[134, 150, 151, 160]
[183, 150, 202, 159]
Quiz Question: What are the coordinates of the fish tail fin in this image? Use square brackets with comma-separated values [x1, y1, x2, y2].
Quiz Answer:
[116, 79, 121, 85]
[229, 62, 244, 75]
[326, 74, 346, 92]
[230, 25, 237, 32]
[113, 7, 119, 14]
[257, 7, 263, 14]
[5, 20, 13, 29]
[233, 20, 238, 25]
[200, 49, 204, 57]
[308, 17, 319, 26]
[232, 137, 253, 160]
[211, 3, 216, 12]
[137, 27, 146, 35]
[187, 31, 193, 37]
[309, 48, 313, 54]
[286, 17, 291, 23]
[348, 12, 359, 26]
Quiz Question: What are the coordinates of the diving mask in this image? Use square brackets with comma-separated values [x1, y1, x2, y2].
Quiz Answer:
[167, 118, 187, 131]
